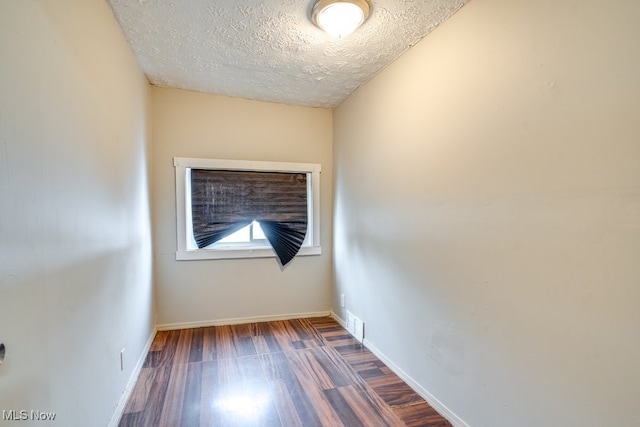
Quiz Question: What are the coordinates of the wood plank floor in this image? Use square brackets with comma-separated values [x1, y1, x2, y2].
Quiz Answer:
[119, 317, 452, 427]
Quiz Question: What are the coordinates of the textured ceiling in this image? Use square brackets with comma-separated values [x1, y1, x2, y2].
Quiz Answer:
[108, 0, 469, 108]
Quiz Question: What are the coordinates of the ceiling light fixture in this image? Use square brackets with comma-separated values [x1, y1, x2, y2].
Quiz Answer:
[311, 0, 370, 38]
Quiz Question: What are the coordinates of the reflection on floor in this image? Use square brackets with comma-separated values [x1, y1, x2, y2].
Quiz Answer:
[119, 316, 452, 426]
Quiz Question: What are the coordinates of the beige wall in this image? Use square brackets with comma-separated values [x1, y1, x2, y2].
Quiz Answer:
[0, 0, 153, 425]
[333, 0, 640, 425]
[151, 87, 333, 326]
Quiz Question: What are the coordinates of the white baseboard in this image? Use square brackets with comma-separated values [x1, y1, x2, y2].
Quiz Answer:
[362, 338, 470, 427]
[107, 325, 158, 427]
[330, 310, 346, 328]
[157, 310, 332, 331]
[330, 311, 468, 427]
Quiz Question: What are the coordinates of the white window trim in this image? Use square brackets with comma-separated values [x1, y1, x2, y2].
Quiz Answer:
[174, 157, 322, 261]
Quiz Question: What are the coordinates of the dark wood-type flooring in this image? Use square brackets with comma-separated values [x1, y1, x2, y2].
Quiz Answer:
[119, 317, 452, 427]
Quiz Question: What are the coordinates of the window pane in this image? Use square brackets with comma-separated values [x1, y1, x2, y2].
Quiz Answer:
[190, 169, 307, 258]
[217, 224, 250, 243]
[253, 221, 266, 240]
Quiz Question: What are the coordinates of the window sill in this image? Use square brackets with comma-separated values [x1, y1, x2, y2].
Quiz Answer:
[176, 245, 322, 261]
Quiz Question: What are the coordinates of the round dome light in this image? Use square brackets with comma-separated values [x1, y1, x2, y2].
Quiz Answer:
[311, 0, 370, 38]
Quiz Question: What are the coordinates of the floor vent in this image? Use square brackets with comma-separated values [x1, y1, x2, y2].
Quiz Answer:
[346, 311, 364, 342]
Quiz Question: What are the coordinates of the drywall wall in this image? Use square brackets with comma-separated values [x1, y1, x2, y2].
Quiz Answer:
[333, 0, 640, 425]
[151, 87, 333, 326]
[0, 1, 153, 425]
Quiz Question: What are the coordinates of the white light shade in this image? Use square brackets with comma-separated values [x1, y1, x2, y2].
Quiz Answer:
[312, 0, 370, 38]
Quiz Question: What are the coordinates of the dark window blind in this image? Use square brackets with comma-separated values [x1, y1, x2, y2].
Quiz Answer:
[190, 169, 308, 267]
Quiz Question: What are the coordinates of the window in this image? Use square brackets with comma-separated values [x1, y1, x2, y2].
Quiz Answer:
[174, 157, 321, 265]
